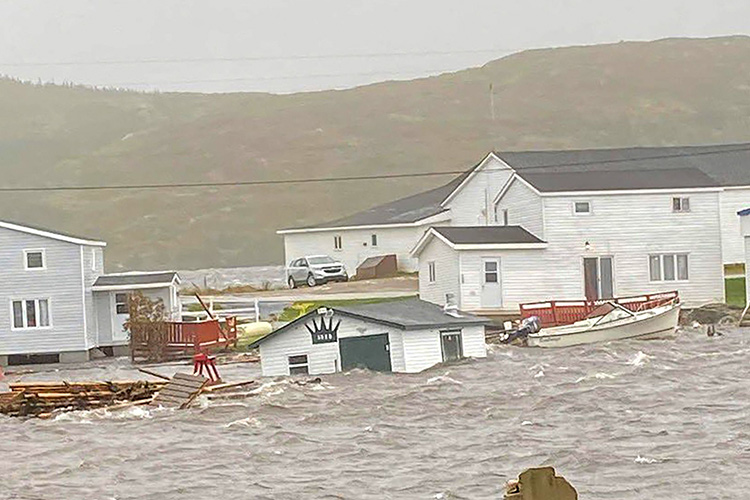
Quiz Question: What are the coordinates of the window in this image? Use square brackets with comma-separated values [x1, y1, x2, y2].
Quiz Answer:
[334, 235, 342, 251]
[288, 355, 309, 375]
[11, 299, 50, 329]
[91, 248, 97, 271]
[673, 197, 690, 213]
[428, 261, 436, 283]
[484, 260, 499, 283]
[371, 234, 378, 247]
[115, 293, 129, 314]
[574, 201, 592, 215]
[441, 330, 463, 362]
[24, 250, 45, 269]
[649, 254, 689, 281]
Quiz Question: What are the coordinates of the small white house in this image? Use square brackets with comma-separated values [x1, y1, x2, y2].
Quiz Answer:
[0, 219, 181, 365]
[250, 298, 488, 377]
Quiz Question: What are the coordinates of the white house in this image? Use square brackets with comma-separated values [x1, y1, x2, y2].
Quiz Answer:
[0, 220, 181, 365]
[279, 144, 750, 284]
[739, 208, 750, 306]
[249, 298, 488, 377]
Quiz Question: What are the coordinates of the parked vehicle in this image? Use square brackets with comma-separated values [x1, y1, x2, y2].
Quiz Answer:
[286, 255, 348, 288]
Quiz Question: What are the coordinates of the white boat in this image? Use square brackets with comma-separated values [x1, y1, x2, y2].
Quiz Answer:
[526, 301, 681, 348]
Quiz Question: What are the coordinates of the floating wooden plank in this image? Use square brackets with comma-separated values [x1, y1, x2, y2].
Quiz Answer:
[151, 373, 208, 409]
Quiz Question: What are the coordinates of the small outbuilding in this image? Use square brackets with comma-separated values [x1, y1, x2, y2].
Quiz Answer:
[92, 271, 182, 355]
[250, 297, 489, 377]
[355, 254, 398, 280]
[740, 209, 750, 311]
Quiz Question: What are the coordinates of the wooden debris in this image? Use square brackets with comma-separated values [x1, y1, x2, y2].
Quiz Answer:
[505, 467, 578, 500]
[0, 380, 166, 418]
[151, 373, 208, 409]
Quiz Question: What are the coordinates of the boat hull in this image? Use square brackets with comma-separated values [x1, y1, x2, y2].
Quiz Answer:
[527, 304, 680, 348]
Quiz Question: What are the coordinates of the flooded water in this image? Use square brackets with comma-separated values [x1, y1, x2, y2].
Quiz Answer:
[2, 328, 749, 499]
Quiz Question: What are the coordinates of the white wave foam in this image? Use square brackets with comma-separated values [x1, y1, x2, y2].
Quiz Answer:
[635, 455, 660, 464]
[521, 420, 533, 426]
[575, 372, 617, 383]
[628, 351, 652, 367]
[534, 370, 544, 378]
[224, 416, 263, 429]
[427, 372, 464, 385]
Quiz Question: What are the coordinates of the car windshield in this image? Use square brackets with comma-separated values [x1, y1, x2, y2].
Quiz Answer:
[308, 256, 336, 265]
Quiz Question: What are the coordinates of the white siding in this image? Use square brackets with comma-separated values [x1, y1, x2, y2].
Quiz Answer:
[81, 246, 104, 349]
[494, 178, 545, 239]
[460, 325, 487, 359]
[719, 188, 750, 265]
[0, 227, 87, 355]
[283, 226, 426, 275]
[401, 325, 486, 373]
[95, 285, 178, 347]
[458, 249, 549, 311]
[418, 237, 460, 306]
[445, 156, 515, 225]
[259, 316, 407, 377]
[746, 236, 750, 304]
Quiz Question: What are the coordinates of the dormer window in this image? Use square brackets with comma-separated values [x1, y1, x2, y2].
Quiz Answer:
[574, 201, 592, 215]
[24, 250, 45, 270]
[672, 197, 690, 213]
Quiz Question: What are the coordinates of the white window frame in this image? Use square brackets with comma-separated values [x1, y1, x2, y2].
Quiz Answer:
[649, 253, 689, 282]
[10, 298, 52, 330]
[333, 235, 343, 251]
[288, 354, 310, 375]
[573, 201, 592, 216]
[672, 197, 691, 213]
[114, 292, 130, 315]
[371, 234, 378, 247]
[428, 261, 436, 283]
[23, 249, 46, 270]
[440, 329, 464, 362]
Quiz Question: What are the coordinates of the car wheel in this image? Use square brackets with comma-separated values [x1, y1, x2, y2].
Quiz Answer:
[306, 274, 317, 287]
[288, 276, 297, 289]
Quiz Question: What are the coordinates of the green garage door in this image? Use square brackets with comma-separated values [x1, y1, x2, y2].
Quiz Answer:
[340, 334, 392, 372]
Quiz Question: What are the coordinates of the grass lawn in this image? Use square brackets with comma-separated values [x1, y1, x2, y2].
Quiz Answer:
[725, 277, 746, 308]
[277, 295, 415, 322]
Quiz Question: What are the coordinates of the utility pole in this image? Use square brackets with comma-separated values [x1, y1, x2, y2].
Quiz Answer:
[489, 82, 496, 122]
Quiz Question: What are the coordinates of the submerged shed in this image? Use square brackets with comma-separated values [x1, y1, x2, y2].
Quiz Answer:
[250, 298, 489, 376]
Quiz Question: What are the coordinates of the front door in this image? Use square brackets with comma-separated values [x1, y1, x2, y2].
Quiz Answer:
[112, 292, 130, 341]
[339, 334, 392, 372]
[583, 257, 614, 301]
[441, 330, 463, 362]
[480, 258, 502, 308]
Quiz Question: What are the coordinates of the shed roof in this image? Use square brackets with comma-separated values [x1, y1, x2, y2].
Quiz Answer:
[249, 297, 488, 348]
[92, 271, 179, 290]
[0, 219, 107, 247]
[431, 226, 546, 245]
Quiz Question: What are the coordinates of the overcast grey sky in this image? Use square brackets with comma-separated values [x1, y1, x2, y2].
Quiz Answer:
[0, 0, 748, 93]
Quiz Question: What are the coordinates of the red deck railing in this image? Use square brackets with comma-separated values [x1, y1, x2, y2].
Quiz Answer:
[520, 291, 679, 327]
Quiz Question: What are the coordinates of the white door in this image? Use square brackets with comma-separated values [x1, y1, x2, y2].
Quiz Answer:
[480, 258, 503, 308]
[112, 292, 130, 341]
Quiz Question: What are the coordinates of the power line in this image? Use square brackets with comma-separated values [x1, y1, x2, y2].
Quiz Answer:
[1, 144, 748, 193]
[0, 47, 523, 68]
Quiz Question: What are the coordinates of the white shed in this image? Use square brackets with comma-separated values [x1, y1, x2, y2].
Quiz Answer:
[250, 298, 488, 377]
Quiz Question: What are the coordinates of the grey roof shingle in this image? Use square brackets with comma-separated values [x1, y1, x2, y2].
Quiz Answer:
[284, 166, 475, 230]
[249, 297, 488, 348]
[499, 143, 750, 192]
[93, 271, 178, 288]
[432, 226, 546, 245]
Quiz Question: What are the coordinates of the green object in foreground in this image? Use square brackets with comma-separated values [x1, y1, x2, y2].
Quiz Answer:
[725, 277, 746, 308]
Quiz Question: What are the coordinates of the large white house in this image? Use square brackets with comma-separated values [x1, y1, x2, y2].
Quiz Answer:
[280, 144, 750, 309]
[0, 220, 181, 365]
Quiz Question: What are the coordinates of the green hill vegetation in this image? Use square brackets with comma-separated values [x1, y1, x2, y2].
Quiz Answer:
[2, 36, 750, 270]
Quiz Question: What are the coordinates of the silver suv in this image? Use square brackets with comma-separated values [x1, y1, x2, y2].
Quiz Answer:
[287, 255, 348, 288]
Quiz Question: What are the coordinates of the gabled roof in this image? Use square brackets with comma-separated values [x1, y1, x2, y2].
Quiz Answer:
[277, 164, 476, 234]
[249, 297, 488, 348]
[412, 226, 547, 255]
[499, 143, 750, 193]
[92, 271, 179, 291]
[0, 220, 106, 247]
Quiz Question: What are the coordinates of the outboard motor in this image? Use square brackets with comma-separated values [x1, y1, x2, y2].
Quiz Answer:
[501, 316, 541, 345]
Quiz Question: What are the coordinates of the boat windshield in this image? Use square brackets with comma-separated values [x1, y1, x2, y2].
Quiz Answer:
[591, 302, 636, 327]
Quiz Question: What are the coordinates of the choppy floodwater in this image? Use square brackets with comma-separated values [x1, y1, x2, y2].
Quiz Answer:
[2, 328, 749, 500]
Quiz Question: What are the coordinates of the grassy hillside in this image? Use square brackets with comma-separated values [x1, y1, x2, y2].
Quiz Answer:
[2, 36, 750, 271]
